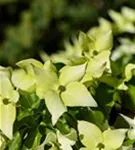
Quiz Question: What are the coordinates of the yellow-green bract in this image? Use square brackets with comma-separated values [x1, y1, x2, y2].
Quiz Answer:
[121, 114, 135, 140]
[0, 66, 19, 139]
[78, 121, 127, 150]
[34, 60, 97, 125]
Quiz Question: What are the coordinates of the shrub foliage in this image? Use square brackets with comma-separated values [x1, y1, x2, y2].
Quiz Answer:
[0, 7, 135, 150]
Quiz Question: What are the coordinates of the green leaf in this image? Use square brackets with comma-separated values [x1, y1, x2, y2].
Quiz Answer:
[65, 128, 77, 142]
[61, 82, 97, 107]
[56, 119, 70, 135]
[95, 83, 114, 117]
[124, 63, 135, 82]
[99, 74, 128, 90]
[128, 85, 135, 108]
[48, 146, 59, 150]
[91, 110, 105, 130]
[45, 90, 67, 125]
[19, 92, 40, 109]
[37, 132, 58, 150]
[17, 110, 33, 121]
[8, 132, 21, 150]
[24, 129, 41, 149]
[0, 100, 16, 139]
[45, 132, 57, 145]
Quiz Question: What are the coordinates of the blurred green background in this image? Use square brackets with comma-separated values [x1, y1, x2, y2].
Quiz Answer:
[0, 0, 135, 66]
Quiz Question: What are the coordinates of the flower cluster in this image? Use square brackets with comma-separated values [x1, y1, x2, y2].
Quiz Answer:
[0, 7, 135, 150]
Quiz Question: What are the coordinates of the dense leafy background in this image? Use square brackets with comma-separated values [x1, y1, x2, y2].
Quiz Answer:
[0, 0, 135, 66]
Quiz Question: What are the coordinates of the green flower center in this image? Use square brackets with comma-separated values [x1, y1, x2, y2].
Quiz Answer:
[3, 98, 10, 105]
[97, 143, 105, 150]
[58, 85, 66, 92]
[93, 50, 98, 56]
